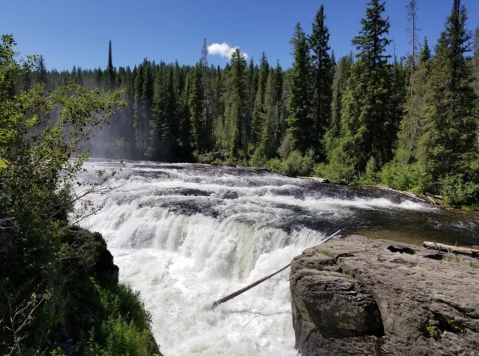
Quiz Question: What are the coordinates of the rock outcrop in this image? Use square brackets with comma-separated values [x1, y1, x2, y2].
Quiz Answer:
[290, 235, 479, 356]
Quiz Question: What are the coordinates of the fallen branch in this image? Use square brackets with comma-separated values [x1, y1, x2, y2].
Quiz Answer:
[212, 230, 341, 309]
[423, 241, 479, 258]
[366, 185, 427, 203]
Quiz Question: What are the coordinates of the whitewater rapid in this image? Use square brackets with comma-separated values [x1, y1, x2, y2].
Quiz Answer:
[78, 159, 434, 355]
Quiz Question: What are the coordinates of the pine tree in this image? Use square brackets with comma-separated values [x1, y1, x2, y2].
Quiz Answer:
[189, 65, 205, 154]
[309, 5, 333, 159]
[95, 67, 102, 88]
[337, 0, 393, 173]
[390, 57, 407, 140]
[133, 59, 153, 158]
[472, 27, 479, 96]
[36, 55, 47, 87]
[224, 49, 247, 158]
[107, 40, 116, 89]
[286, 23, 313, 154]
[251, 52, 269, 148]
[200, 39, 213, 150]
[326, 53, 353, 152]
[395, 38, 431, 165]
[418, 0, 478, 193]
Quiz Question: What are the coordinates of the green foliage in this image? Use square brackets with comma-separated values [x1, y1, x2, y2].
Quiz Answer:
[286, 23, 313, 154]
[77, 278, 156, 356]
[441, 174, 479, 208]
[417, 1, 478, 189]
[264, 158, 283, 172]
[318, 147, 357, 184]
[380, 162, 423, 192]
[426, 326, 437, 338]
[358, 156, 380, 185]
[309, 5, 334, 159]
[281, 150, 315, 177]
[336, 0, 396, 177]
[0, 35, 158, 355]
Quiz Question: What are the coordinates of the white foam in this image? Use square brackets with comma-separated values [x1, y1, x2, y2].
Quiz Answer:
[78, 159, 431, 355]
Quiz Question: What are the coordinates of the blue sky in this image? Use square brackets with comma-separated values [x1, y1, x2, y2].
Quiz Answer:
[1, 0, 478, 71]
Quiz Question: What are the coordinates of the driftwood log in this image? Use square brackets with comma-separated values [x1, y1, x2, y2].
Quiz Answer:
[212, 230, 342, 309]
[423, 241, 479, 258]
[212, 263, 291, 308]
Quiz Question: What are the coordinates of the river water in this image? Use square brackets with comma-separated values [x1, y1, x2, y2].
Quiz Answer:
[79, 159, 479, 356]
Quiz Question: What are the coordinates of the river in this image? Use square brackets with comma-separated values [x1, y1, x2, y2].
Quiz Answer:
[79, 159, 479, 356]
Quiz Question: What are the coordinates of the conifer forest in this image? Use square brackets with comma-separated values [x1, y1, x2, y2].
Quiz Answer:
[12, 0, 479, 207]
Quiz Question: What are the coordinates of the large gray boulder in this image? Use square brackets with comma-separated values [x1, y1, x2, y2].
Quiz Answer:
[290, 235, 479, 356]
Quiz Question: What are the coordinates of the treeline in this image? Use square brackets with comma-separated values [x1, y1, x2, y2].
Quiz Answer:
[17, 0, 479, 207]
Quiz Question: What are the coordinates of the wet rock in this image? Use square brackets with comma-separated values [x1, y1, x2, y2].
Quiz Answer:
[290, 235, 479, 356]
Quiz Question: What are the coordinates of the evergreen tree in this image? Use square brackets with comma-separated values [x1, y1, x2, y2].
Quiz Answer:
[326, 53, 353, 152]
[390, 57, 407, 139]
[95, 67, 102, 88]
[309, 4, 333, 159]
[107, 40, 116, 89]
[36, 55, 47, 86]
[472, 27, 479, 96]
[200, 39, 213, 150]
[337, 0, 393, 173]
[188, 64, 205, 154]
[133, 59, 153, 158]
[406, 0, 420, 72]
[251, 52, 269, 148]
[22, 62, 32, 91]
[245, 58, 257, 154]
[286, 23, 313, 154]
[224, 49, 247, 158]
[418, 0, 478, 194]
[395, 38, 431, 165]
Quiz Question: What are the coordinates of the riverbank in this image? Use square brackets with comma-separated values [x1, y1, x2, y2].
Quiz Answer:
[196, 153, 479, 212]
[290, 234, 479, 356]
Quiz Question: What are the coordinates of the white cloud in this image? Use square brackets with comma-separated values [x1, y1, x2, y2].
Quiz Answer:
[207, 42, 249, 60]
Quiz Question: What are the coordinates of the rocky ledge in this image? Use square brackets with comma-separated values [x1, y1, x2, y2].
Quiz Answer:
[290, 235, 479, 356]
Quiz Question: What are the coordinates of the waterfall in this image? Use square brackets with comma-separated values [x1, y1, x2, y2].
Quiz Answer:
[78, 159, 474, 356]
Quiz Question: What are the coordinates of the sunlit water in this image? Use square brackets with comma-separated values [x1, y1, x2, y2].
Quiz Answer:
[78, 159, 479, 356]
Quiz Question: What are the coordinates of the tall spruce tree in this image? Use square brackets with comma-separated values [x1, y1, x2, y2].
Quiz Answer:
[107, 40, 115, 89]
[224, 49, 247, 157]
[309, 5, 333, 159]
[395, 38, 431, 166]
[133, 59, 153, 158]
[286, 23, 313, 154]
[326, 53, 353, 152]
[36, 55, 47, 87]
[337, 0, 393, 173]
[189, 64, 205, 154]
[200, 39, 213, 150]
[418, 0, 478, 195]
[472, 27, 479, 96]
[251, 52, 270, 148]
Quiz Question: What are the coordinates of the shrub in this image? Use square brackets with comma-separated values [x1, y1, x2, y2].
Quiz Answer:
[441, 174, 479, 208]
[358, 156, 380, 185]
[264, 158, 282, 172]
[320, 147, 357, 184]
[380, 162, 423, 192]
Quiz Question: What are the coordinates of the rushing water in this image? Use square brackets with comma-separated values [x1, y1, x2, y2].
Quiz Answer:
[79, 159, 479, 356]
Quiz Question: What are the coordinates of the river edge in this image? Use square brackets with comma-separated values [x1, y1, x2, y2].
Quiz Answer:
[290, 234, 479, 355]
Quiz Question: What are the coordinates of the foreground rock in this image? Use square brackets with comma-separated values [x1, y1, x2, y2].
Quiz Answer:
[290, 235, 479, 356]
